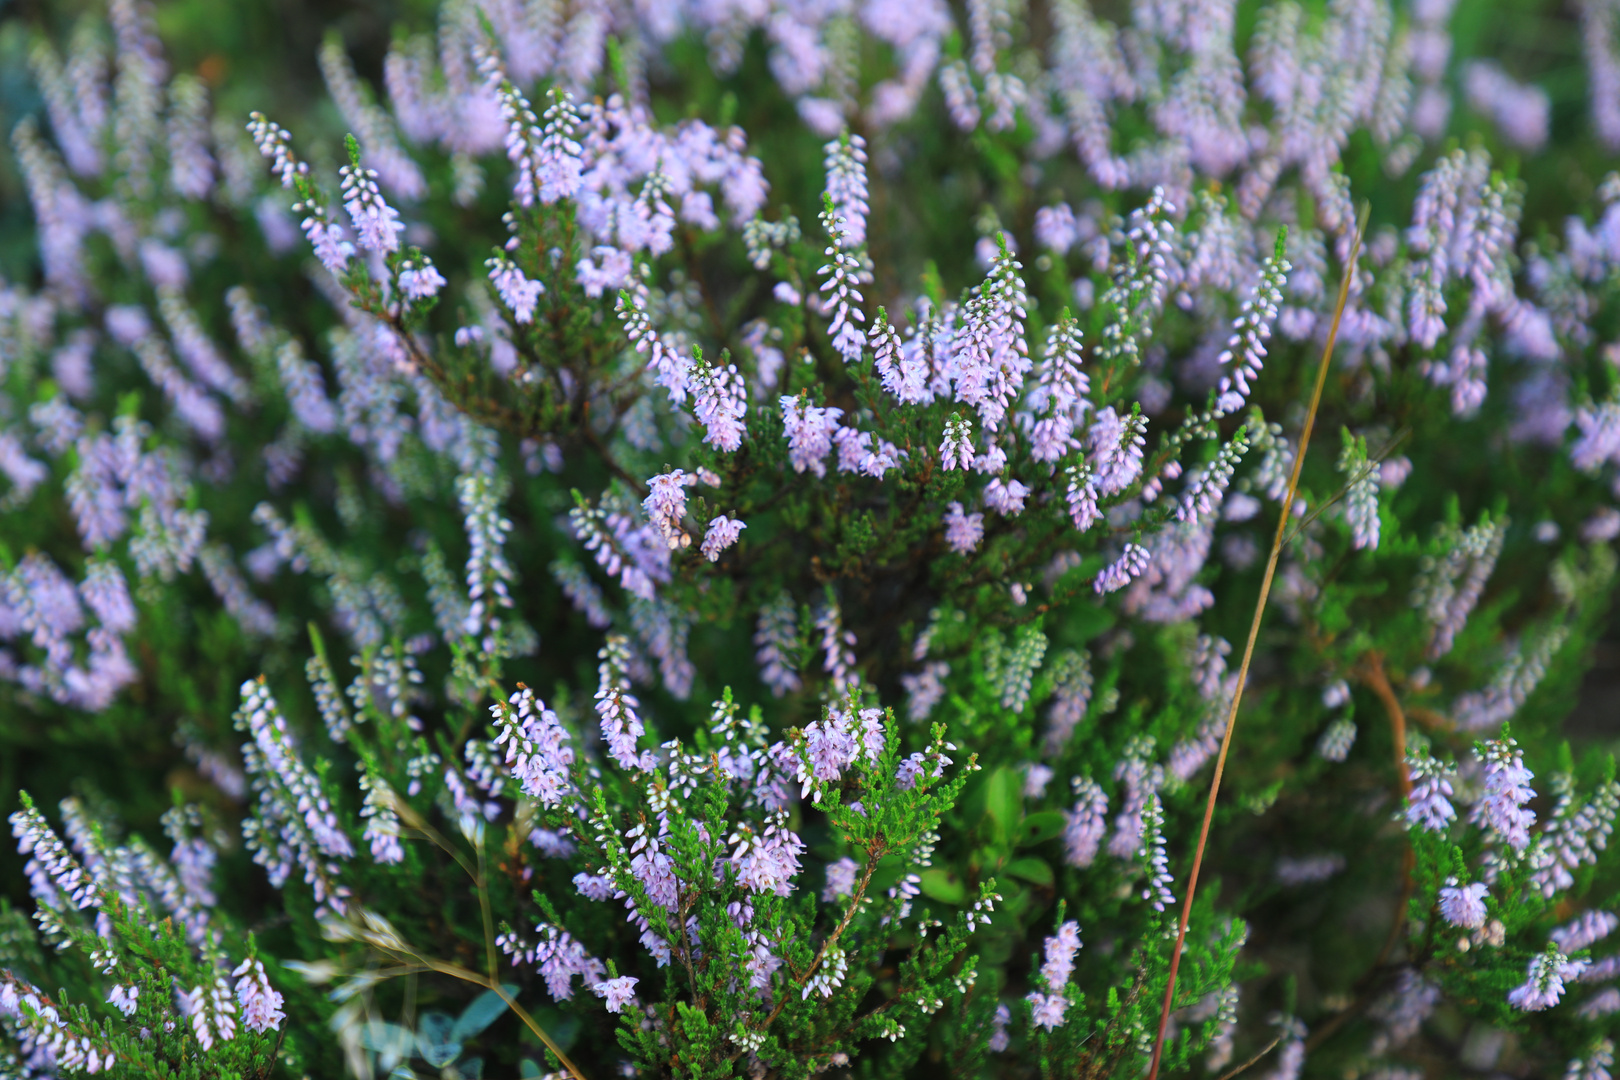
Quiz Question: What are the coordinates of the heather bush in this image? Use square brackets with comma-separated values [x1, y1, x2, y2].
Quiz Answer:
[3, 0, 1620, 1077]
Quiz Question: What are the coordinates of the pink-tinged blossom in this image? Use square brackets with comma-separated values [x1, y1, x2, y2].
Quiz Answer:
[576, 246, 632, 298]
[618, 286, 690, 404]
[235, 678, 353, 915]
[754, 592, 802, 697]
[939, 413, 975, 471]
[901, 661, 949, 722]
[1095, 543, 1151, 595]
[398, 259, 446, 301]
[1064, 463, 1102, 533]
[1023, 317, 1089, 463]
[729, 812, 805, 897]
[358, 769, 403, 863]
[1215, 243, 1289, 416]
[593, 975, 639, 1014]
[701, 515, 746, 561]
[231, 958, 285, 1033]
[1064, 777, 1109, 868]
[984, 478, 1029, 516]
[822, 855, 860, 902]
[1530, 776, 1620, 898]
[1553, 910, 1619, 953]
[644, 470, 693, 550]
[500, 924, 605, 1001]
[107, 984, 138, 1016]
[596, 635, 654, 772]
[247, 111, 306, 189]
[944, 501, 985, 554]
[339, 161, 404, 255]
[1036, 203, 1080, 254]
[1040, 921, 1082, 988]
[823, 133, 869, 249]
[949, 240, 1031, 432]
[1464, 61, 1549, 150]
[1415, 518, 1504, 659]
[1089, 406, 1148, 495]
[1573, 397, 1620, 474]
[1028, 990, 1071, 1030]
[692, 353, 748, 451]
[1439, 878, 1489, 929]
[1406, 752, 1458, 832]
[488, 257, 544, 324]
[781, 395, 844, 477]
[1510, 947, 1588, 1011]
[491, 686, 576, 808]
[818, 210, 868, 361]
[1472, 738, 1538, 851]
[798, 709, 860, 795]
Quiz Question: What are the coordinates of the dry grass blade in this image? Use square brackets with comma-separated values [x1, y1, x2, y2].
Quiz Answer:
[1145, 203, 1369, 1080]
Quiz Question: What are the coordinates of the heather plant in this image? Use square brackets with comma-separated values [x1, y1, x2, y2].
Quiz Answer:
[4, 0, 1620, 1077]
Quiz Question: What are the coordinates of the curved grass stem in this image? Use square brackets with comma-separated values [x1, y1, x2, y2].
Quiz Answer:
[1146, 203, 1369, 1080]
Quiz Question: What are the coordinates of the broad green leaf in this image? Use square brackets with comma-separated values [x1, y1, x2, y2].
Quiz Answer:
[453, 986, 517, 1041]
[918, 868, 967, 905]
[1016, 811, 1067, 847]
[1004, 856, 1054, 886]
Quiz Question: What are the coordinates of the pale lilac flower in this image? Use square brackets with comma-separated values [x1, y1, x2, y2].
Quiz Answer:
[1406, 752, 1458, 832]
[231, 958, 285, 1033]
[822, 856, 860, 902]
[1275, 854, 1347, 885]
[359, 769, 403, 864]
[1023, 763, 1054, 799]
[593, 976, 639, 1014]
[1316, 718, 1357, 762]
[781, 395, 843, 477]
[398, 259, 446, 301]
[988, 1002, 1012, 1052]
[644, 470, 692, 550]
[1095, 543, 1151, 595]
[939, 413, 975, 471]
[1552, 910, 1619, 953]
[1027, 990, 1070, 1030]
[1040, 921, 1082, 988]
[983, 478, 1029, 516]
[576, 246, 632, 297]
[1064, 777, 1109, 868]
[596, 636, 654, 772]
[1510, 947, 1588, 1011]
[701, 516, 746, 561]
[1216, 244, 1289, 416]
[692, 354, 748, 451]
[823, 133, 869, 249]
[1472, 738, 1538, 851]
[619, 286, 689, 404]
[944, 501, 985, 554]
[1464, 61, 1549, 150]
[1089, 406, 1147, 495]
[339, 161, 404, 255]
[819, 211, 867, 361]
[491, 686, 577, 808]
[1035, 203, 1079, 254]
[754, 592, 803, 697]
[107, 984, 138, 1016]
[488, 257, 543, 323]
[1438, 878, 1489, 929]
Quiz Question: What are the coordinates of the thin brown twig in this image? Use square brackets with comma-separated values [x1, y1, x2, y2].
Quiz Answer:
[1214, 1033, 1284, 1080]
[1358, 651, 1417, 970]
[1146, 204, 1368, 1080]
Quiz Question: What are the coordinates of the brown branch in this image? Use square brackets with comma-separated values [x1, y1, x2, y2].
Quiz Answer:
[1146, 204, 1368, 1080]
[1357, 650, 1417, 971]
